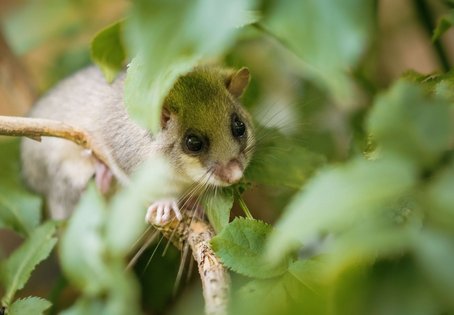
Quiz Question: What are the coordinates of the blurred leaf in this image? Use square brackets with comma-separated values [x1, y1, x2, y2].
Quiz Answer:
[433, 10, 454, 42]
[414, 229, 454, 307]
[234, 261, 327, 315]
[0, 140, 42, 237]
[1, 221, 57, 306]
[91, 20, 126, 82]
[367, 81, 453, 167]
[60, 184, 109, 294]
[8, 297, 51, 315]
[124, 0, 256, 132]
[211, 218, 291, 278]
[59, 273, 143, 315]
[321, 215, 415, 278]
[59, 298, 104, 315]
[402, 70, 454, 102]
[267, 155, 417, 262]
[3, 0, 83, 54]
[105, 156, 175, 257]
[124, 57, 195, 133]
[203, 189, 234, 233]
[60, 184, 143, 315]
[331, 258, 440, 315]
[425, 161, 454, 228]
[262, 0, 373, 105]
[245, 127, 326, 188]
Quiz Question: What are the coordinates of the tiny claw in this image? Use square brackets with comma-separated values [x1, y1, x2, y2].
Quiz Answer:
[145, 199, 182, 225]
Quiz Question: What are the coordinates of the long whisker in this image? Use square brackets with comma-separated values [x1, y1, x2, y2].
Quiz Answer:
[173, 242, 190, 295]
[142, 234, 165, 275]
[163, 168, 214, 256]
[127, 229, 160, 270]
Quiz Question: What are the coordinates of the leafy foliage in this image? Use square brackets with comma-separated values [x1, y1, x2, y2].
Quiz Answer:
[263, 0, 373, 105]
[59, 184, 143, 315]
[212, 218, 291, 278]
[91, 21, 126, 83]
[2, 0, 454, 314]
[0, 222, 57, 306]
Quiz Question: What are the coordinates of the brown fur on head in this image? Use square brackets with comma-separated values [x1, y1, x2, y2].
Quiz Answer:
[159, 66, 255, 186]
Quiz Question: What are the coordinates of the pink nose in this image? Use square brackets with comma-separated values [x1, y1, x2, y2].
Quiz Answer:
[214, 159, 243, 185]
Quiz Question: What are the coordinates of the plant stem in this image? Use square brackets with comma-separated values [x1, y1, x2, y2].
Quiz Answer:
[413, 0, 451, 71]
[237, 194, 253, 219]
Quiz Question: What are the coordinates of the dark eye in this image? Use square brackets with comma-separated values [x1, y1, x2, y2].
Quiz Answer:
[185, 134, 203, 152]
[231, 114, 246, 138]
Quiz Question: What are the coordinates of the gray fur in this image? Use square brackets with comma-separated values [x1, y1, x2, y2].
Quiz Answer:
[21, 66, 254, 220]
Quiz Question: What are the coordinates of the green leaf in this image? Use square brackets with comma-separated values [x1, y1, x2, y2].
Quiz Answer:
[0, 140, 42, 237]
[124, 57, 195, 133]
[367, 81, 453, 167]
[60, 184, 109, 294]
[8, 297, 51, 315]
[203, 189, 234, 233]
[91, 20, 126, 83]
[267, 155, 417, 262]
[245, 127, 326, 188]
[1, 221, 57, 306]
[262, 0, 373, 106]
[432, 10, 454, 42]
[211, 218, 291, 278]
[59, 269, 143, 315]
[234, 261, 327, 315]
[413, 229, 454, 307]
[123, 0, 257, 132]
[105, 156, 176, 257]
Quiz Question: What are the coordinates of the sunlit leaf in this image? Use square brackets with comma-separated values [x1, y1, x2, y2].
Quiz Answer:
[263, 0, 374, 106]
[0, 140, 41, 237]
[91, 20, 126, 83]
[8, 297, 51, 315]
[1, 221, 57, 306]
[267, 155, 417, 262]
[212, 218, 291, 278]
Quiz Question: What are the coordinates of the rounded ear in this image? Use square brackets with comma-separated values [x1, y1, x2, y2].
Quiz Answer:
[226, 67, 250, 98]
[160, 106, 172, 129]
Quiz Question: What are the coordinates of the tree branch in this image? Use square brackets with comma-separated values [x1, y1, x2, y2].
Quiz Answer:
[0, 114, 230, 315]
[0, 115, 130, 186]
[151, 213, 230, 315]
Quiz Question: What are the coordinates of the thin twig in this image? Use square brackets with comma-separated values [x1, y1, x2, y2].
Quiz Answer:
[0, 115, 129, 186]
[151, 213, 230, 315]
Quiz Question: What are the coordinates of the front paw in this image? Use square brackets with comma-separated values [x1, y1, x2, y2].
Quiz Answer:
[145, 199, 182, 225]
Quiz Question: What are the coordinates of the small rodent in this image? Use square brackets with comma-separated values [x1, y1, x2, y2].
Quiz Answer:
[21, 65, 255, 223]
